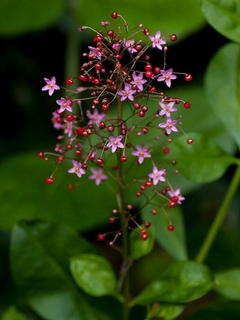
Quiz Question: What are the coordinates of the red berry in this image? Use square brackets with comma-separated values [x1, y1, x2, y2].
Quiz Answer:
[184, 101, 191, 108]
[57, 156, 64, 163]
[102, 104, 109, 111]
[66, 78, 73, 85]
[138, 111, 145, 117]
[170, 34, 177, 41]
[143, 28, 150, 36]
[141, 105, 148, 113]
[140, 185, 146, 191]
[108, 217, 115, 223]
[144, 221, 151, 228]
[99, 121, 106, 129]
[171, 196, 179, 203]
[145, 180, 152, 187]
[79, 74, 86, 81]
[75, 150, 82, 156]
[120, 155, 127, 162]
[136, 191, 142, 197]
[107, 30, 114, 37]
[107, 125, 114, 132]
[144, 64, 152, 71]
[96, 158, 104, 165]
[46, 177, 54, 184]
[185, 74, 192, 82]
[38, 151, 44, 158]
[134, 102, 141, 109]
[142, 233, 149, 240]
[169, 201, 176, 208]
[187, 138, 194, 144]
[168, 225, 175, 231]
[154, 66, 161, 74]
[76, 127, 85, 136]
[142, 127, 149, 134]
[111, 12, 118, 19]
[145, 71, 153, 78]
[151, 209, 157, 215]
[141, 229, 147, 234]
[66, 114, 74, 121]
[97, 234, 105, 241]
[68, 184, 75, 190]
[94, 63, 102, 70]
[163, 147, 170, 154]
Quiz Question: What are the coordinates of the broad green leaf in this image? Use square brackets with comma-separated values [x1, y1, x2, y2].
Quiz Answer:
[205, 43, 240, 148]
[0, 0, 65, 36]
[77, 0, 206, 42]
[1, 306, 27, 320]
[142, 206, 188, 261]
[164, 132, 238, 183]
[10, 220, 108, 320]
[70, 254, 118, 297]
[214, 268, 240, 300]
[131, 261, 215, 306]
[198, 0, 240, 43]
[0, 152, 115, 231]
[130, 225, 155, 260]
[148, 303, 185, 320]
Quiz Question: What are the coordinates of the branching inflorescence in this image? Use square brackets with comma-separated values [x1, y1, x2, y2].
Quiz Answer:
[39, 12, 193, 245]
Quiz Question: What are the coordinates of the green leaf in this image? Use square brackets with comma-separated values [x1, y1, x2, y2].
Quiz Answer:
[77, 0, 206, 41]
[131, 261, 215, 306]
[10, 219, 107, 320]
[130, 225, 155, 260]
[70, 254, 118, 297]
[0, 152, 115, 231]
[142, 206, 188, 261]
[0, 0, 65, 36]
[149, 303, 185, 320]
[1, 306, 27, 320]
[164, 132, 238, 183]
[198, 0, 240, 43]
[205, 43, 240, 148]
[214, 268, 240, 300]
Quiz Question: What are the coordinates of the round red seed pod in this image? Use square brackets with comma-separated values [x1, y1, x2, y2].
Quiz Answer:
[96, 158, 104, 165]
[134, 102, 141, 109]
[97, 234, 105, 241]
[170, 34, 177, 41]
[143, 28, 150, 36]
[171, 196, 179, 203]
[107, 30, 114, 37]
[184, 101, 191, 109]
[187, 138, 194, 144]
[46, 177, 54, 184]
[120, 155, 127, 162]
[163, 147, 170, 154]
[144, 64, 152, 71]
[66, 114, 74, 121]
[168, 225, 175, 231]
[145, 71, 153, 78]
[66, 78, 73, 85]
[79, 74, 86, 81]
[142, 233, 149, 240]
[169, 201, 176, 208]
[68, 184, 75, 190]
[185, 74, 192, 82]
[111, 12, 118, 19]
[38, 151, 44, 158]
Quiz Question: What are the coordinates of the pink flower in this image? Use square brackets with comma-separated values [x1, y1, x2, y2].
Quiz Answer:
[159, 101, 177, 117]
[132, 145, 151, 164]
[168, 188, 185, 204]
[122, 39, 137, 54]
[159, 117, 178, 135]
[86, 109, 105, 126]
[157, 69, 177, 87]
[89, 167, 108, 185]
[149, 31, 166, 50]
[117, 83, 136, 101]
[131, 72, 147, 91]
[41, 76, 60, 96]
[64, 120, 73, 137]
[148, 166, 166, 185]
[68, 160, 86, 178]
[56, 97, 73, 113]
[88, 46, 102, 60]
[107, 135, 124, 153]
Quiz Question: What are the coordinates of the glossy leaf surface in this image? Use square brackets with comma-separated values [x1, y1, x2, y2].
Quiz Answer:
[131, 261, 214, 306]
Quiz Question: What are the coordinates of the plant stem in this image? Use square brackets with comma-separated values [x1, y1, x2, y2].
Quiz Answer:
[195, 163, 240, 264]
[115, 93, 130, 320]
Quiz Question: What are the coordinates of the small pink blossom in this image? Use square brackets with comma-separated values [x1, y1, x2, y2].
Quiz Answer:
[148, 166, 166, 185]
[107, 135, 124, 153]
[131, 72, 147, 91]
[159, 117, 178, 135]
[157, 69, 177, 87]
[41, 76, 60, 96]
[122, 39, 137, 54]
[64, 120, 73, 137]
[168, 188, 185, 204]
[132, 145, 151, 164]
[56, 97, 73, 113]
[51, 111, 64, 130]
[88, 46, 102, 60]
[68, 160, 86, 178]
[86, 109, 105, 126]
[89, 167, 108, 185]
[101, 21, 110, 26]
[149, 31, 166, 50]
[159, 101, 177, 117]
[117, 83, 136, 101]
